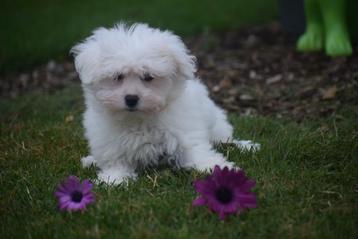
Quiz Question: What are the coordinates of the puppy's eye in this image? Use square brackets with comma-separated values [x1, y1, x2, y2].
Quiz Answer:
[114, 74, 124, 81]
[142, 73, 154, 82]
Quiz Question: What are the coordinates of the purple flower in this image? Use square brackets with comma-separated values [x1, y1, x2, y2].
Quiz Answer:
[55, 176, 95, 211]
[192, 165, 257, 220]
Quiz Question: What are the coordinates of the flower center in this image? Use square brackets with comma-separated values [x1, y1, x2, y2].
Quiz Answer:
[215, 187, 233, 204]
[71, 190, 83, 203]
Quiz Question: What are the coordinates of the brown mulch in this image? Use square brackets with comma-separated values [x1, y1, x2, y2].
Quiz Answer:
[1, 23, 358, 121]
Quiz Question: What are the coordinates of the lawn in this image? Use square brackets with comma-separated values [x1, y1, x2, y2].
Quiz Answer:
[1, 85, 357, 238]
[0, 0, 277, 73]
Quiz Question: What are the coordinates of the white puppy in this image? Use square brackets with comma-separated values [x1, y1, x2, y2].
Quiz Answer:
[72, 23, 259, 184]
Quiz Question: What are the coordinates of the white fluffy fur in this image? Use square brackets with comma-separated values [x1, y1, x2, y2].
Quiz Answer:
[72, 23, 259, 184]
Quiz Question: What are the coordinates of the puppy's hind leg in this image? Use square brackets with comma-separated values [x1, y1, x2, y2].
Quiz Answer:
[181, 143, 235, 172]
[210, 108, 234, 144]
[209, 109, 260, 151]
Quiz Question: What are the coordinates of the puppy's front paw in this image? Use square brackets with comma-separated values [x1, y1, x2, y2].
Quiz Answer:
[233, 140, 260, 151]
[211, 160, 237, 171]
[196, 160, 238, 173]
[81, 155, 96, 168]
[184, 154, 236, 172]
[97, 168, 137, 185]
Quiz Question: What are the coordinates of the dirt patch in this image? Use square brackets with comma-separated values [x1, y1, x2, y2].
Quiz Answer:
[1, 23, 357, 121]
[189, 24, 358, 120]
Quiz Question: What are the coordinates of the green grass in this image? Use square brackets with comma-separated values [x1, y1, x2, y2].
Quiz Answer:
[1, 86, 358, 238]
[0, 0, 277, 73]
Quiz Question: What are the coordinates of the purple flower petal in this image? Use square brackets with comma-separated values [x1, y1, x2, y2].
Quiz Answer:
[215, 166, 230, 186]
[66, 176, 82, 191]
[239, 179, 256, 192]
[212, 165, 222, 178]
[218, 201, 240, 214]
[235, 192, 258, 208]
[57, 176, 81, 194]
[56, 184, 68, 193]
[82, 179, 93, 194]
[59, 195, 71, 204]
[59, 199, 72, 211]
[192, 197, 207, 206]
[193, 178, 216, 195]
[231, 170, 246, 186]
[82, 194, 96, 204]
[54, 190, 68, 198]
[66, 202, 86, 211]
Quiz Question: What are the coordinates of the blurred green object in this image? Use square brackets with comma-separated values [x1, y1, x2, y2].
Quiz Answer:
[0, 0, 277, 73]
[297, 0, 353, 57]
[347, 0, 358, 42]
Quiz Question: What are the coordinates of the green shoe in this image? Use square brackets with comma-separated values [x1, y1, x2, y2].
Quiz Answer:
[325, 27, 353, 56]
[297, 23, 324, 52]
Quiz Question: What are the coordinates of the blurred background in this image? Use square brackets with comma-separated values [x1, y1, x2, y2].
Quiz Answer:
[1, 0, 357, 120]
[0, 0, 277, 73]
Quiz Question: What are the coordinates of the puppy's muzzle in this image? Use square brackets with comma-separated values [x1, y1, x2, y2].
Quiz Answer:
[125, 95, 139, 109]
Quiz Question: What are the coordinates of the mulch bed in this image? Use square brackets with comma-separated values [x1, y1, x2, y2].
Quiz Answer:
[1, 23, 357, 121]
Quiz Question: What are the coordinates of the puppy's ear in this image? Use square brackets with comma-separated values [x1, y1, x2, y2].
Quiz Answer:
[162, 31, 197, 79]
[71, 28, 106, 84]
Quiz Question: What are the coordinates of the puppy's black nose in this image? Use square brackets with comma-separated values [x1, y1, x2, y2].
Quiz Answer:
[125, 95, 139, 108]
